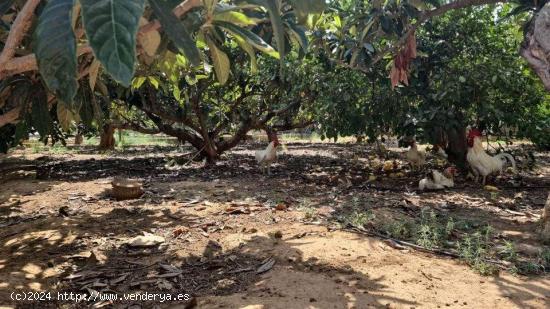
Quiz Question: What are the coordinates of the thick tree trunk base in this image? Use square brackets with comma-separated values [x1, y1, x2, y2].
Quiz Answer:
[74, 134, 83, 145]
[99, 125, 115, 150]
[433, 125, 468, 171]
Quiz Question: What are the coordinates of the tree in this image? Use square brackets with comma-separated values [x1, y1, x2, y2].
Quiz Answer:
[305, 4, 548, 167]
[0, 0, 325, 150]
[307, 1, 549, 163]
[395, 5, 549, 166]
[103, 54, 315, 163]
[311, 0, 550, 90]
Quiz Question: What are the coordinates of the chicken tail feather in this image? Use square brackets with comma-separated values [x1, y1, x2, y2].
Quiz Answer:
[495, 153, 516, 171]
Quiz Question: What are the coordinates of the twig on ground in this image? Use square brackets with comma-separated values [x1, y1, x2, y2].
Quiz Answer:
[345, 226, 509, 269]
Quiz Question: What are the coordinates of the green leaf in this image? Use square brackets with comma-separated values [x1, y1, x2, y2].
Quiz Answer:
[13, 119, 29, 146]
[285, 21, 308, 53]
[206, 36, 230, 85]
[242, 0, 285, 72]
[79, 95, 95, 128]
[173, 86, 181, 101]
[264, 0, 286, 72]
[408, 0, 428, 10]
[289, 0, 325, 15]
[289, 0, 325, 24]
[149, 0, 201, 66]
[0, 0, 15, 16]
[34, 0, 78, 104]
[360, 17, 376, 42]
[88, 59, 101, 91]
[233, 34, 258, 73]
[148, 76, 160, 89]
[132, 76, 147, 89]
[80, 0, 146, 86]
[214, 11, 257, 26]
[31, 90, 52, 137]
[214, 21, 279, 58]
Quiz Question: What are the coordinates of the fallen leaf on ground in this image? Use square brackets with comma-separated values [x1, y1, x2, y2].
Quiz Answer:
[225, 206, 250, 214]
[256, 257, 276, 274]
[275, 203, 287, 211]
[173, 227, 188, 237]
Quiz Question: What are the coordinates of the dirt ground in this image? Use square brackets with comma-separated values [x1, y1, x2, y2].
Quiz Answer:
[0, 141, 549, 309]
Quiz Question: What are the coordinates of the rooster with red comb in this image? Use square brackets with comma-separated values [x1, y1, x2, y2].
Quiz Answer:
[466, 128, 516, 185]
[255, 132, 281, 175]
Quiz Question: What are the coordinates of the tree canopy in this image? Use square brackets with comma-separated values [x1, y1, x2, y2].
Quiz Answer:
[0, 0, 549, 156]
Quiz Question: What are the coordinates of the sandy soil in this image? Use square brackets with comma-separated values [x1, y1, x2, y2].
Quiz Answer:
[0, 142, 549, 309]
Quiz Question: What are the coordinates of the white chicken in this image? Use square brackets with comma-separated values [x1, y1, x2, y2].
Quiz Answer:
[255, 134, 280, 175]
[406, 141, 426, 170]
[418, 167, 457, 190]
[466, 129, 516, 185]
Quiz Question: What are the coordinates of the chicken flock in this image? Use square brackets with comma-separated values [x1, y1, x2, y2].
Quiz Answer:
[254, 128, 518, 191]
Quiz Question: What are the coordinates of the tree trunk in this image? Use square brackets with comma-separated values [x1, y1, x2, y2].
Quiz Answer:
[541, 192, 550, 243]
[521, 3, 550, 92]
[74, 133, 83, 145]
[98, 124, 115, 150]
[200, 147, 218, 165]
[433, 125, 468, 171]
[446, 127, 468, 171]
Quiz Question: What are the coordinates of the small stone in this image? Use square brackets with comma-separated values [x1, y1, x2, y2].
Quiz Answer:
[273, 230, 283, 239]
[127, 233, 165, 247]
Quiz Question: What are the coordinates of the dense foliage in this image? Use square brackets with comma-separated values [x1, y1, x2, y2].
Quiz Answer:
[308, 4, 550, 152]
[1, 0, 550, 156]
[0, 0, 324, 150]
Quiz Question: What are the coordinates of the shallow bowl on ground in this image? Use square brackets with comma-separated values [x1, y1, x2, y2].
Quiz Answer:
[111, 177, 143, 200]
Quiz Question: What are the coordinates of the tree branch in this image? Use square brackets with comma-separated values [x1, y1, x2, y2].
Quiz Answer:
[112, 122, 161, 135]
[138, 0, 202, 34]
[0, 0, 41, 66]
[0, 0, 202, 80]
[0, 107, 22, 127]
[0, 45, 93, 80]
[271, 120, 314, 131]
[146, 111, 204, 149]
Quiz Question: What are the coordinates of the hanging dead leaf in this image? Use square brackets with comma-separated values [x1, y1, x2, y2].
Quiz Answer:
[390, 66, 400, 88]
[57, 103, 78, 131]
[400, 69, 409, 85]
[138, 18, 161, 57]
[390, 31, 417, 88]
[88, 59, 100, 91]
